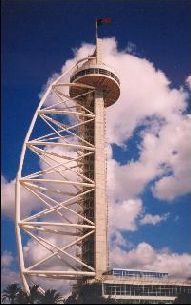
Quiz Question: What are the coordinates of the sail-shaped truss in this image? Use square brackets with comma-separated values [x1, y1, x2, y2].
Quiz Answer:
[15, 59, 98, 292]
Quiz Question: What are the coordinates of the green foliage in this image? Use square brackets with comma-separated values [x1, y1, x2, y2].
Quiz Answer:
[39, 289, 63, 304]
[2, 284, 61, 304]
[2, 283, 21, 304]
[77, 283, 103, 304]
[64, 283, 120, 304]
[28, 285, 42, 304]
[15, 289, 30, 304]
[2, 282, 120, 304]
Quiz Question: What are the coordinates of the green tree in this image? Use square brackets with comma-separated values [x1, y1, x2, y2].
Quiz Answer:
[2, 283, 21, 304]
[77, 283, 103, 304]
[15, 289, 30, 304]
[27, 285, 42, 304]
[39, 289, 63, 304]
[64, 283, 119, 304]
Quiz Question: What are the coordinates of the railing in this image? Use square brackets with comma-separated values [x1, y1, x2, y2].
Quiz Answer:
[70, 67, 120, 85]
[102, 275, 191, 286]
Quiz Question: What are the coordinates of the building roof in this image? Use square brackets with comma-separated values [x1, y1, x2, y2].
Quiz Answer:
[111, 268, 168, 274]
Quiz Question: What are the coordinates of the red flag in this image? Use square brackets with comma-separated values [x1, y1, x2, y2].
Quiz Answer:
[97, 18, 112, 26]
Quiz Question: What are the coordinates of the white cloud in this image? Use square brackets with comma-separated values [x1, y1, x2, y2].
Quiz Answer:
[110, 242, 156, 269]
[110, 199, 143, 232]
[110, 231, 134, 250]
[110, 242, 191, 279]
[1, 251, 14, 267]
[140, 213, 169, 225]
[1, 174, 41, 219]
[22, 235, 76, 294]
[1, 251, 20, 288]
[108, 158, 159, 201]
[1, 175, 16, 218]
[109, 197, 169, 233]
[103, 38, 187, 145]
[1, 247, 71, 294]
[82, 37, 191, 202]
[1, 268, 20, 288]
[107, 114, 191, 202]
[41, 38, 187, 147]
[2, 37, 188, 221]
[2, 37, 191, 289]
[152, 115, 191, 200]
[186, 75, 191, 90]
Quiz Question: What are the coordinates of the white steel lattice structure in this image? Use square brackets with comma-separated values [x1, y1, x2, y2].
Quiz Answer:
[15, 37, 120, 293]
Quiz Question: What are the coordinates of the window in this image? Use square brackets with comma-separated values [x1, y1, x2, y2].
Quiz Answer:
[70, 68, 120, 85]
[104, 283, 191, 298]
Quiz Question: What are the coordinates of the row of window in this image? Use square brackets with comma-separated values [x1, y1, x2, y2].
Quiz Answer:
[82, 202, 94, 208]
[103, 284, 191, 297]
[106, 270, 168, 279]
[70, 68, 120, 85]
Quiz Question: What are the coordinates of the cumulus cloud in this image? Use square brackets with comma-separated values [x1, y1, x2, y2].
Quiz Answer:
[108, 115, 191, 202]
[103, 38, 187, 145]
[109, 195, 169, 234]
[3, 37, 190, 219]
[186, 75, 191, 90]
[140, 213, 169, 225]
[110, 242, 191, 279]
[1, 175, 16, 218]
[103, 38, 190, 201]
[2, 37, 191, 288]
[152, 115, 191, 200]
[110, 199, 143, 232]
[1, 251, 14, 268]
[1, 247, 71, 294]
[65, 38, 187, 203]
[1, 268, 20, 289]
[110, 231, 134, 250]
[1, 174, 41, 219]
[1, 251, 20, 288]
[22, 235, 76, 294]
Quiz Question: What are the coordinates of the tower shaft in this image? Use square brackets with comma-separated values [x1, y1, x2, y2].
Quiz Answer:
[94, 89, 108, 278]
[70, 37, 120, 279]
[77, 89, 108, 278]
[96, 38, 102, 64]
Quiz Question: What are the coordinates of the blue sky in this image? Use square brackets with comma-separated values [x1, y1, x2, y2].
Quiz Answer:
[1, 0, 191, 289]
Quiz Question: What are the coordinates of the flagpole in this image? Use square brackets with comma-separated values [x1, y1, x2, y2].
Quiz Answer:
[96, 19, 98, 39]
[95, 19, 98, 64]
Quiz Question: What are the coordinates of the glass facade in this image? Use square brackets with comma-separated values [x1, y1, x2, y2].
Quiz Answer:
[70, 68, 120, 85]
[102, 269, 191, 303]
[103, 283, 191, 297]
[104, 269, 168, 279]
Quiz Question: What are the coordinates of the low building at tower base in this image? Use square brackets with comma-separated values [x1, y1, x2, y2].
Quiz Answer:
[77, 268, 191, 304]
[100, 268, 191, 304]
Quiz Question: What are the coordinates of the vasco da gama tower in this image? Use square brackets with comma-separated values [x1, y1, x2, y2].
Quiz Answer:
[15, 20, 120, 293]
[15, 21, 191, 303]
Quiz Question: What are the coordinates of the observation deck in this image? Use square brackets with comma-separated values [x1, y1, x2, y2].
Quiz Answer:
[69, 39, 120, 107]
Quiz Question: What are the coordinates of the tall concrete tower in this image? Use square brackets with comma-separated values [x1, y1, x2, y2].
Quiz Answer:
[69, 37, 120, 279]
[15, 31, 120, 293]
